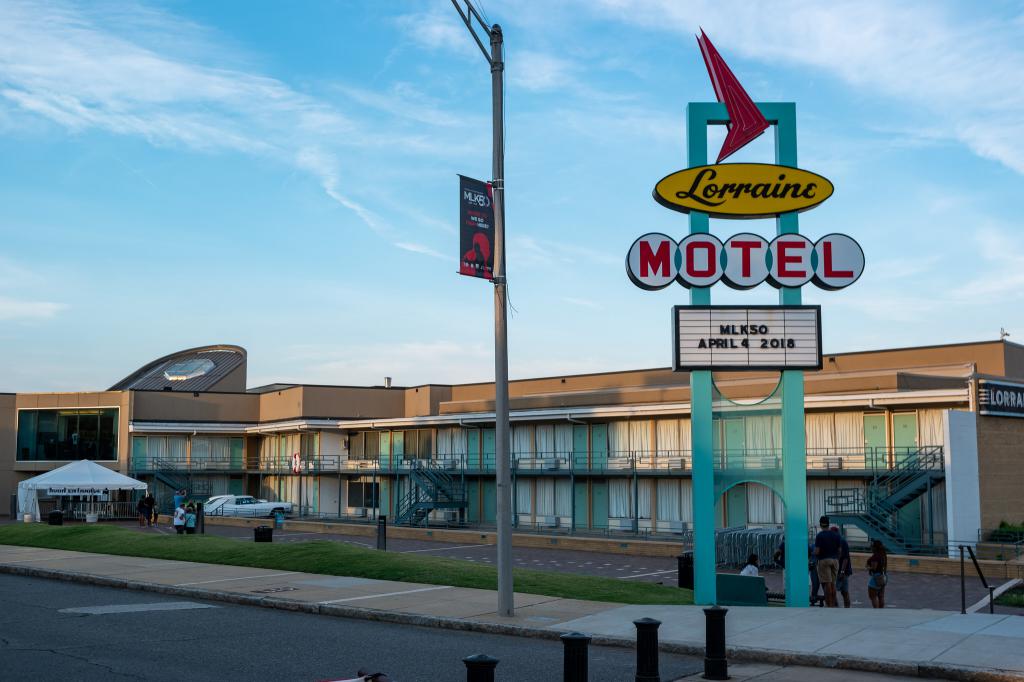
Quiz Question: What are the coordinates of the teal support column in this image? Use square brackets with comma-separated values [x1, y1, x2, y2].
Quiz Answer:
[773, 103, 810, 608]
[686, 103, 716, 605]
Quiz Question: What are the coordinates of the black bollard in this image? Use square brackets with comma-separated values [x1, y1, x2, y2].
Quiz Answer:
[633, 617, 661, 682]
[677, 552, 694, 590]
[377, 514, 387, 551]
[561, 632, 591, 682]
[463, 654, 499, 682]
[703, 606, 728, 680]
[196, 502, 205, 534]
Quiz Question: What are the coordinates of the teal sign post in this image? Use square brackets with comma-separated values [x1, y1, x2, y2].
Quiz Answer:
[686, 101, 809, 608]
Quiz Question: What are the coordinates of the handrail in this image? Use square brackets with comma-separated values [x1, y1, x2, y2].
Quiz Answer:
[959, 544, 995, 614]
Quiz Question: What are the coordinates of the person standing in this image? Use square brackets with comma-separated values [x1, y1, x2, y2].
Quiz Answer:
[184, 504, 197, 535]
[136, 495, 150, 527]
[808, 541, 823, 606]
[142, 491, 156, 527]
[740, 553, 759, 577]
[867, 539, 888, 608]
[173, 488, 186, 510]
[832, 525, 853, 608]
[814, 515, 842, 607]
[173, 501, 187, 535]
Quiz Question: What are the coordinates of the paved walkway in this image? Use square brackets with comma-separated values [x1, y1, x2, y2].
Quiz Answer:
[1, 544, 1022, 680]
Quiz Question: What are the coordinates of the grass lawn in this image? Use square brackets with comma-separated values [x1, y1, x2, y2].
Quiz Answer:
[996, 588, 1024, 608]
[0, 524, 693, 606]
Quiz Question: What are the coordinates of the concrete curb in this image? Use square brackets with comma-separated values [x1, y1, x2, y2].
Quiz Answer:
[1, 563, 1020, 682]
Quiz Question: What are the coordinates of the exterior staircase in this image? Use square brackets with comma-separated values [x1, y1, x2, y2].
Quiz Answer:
[395, 461, 467, 527]
[825, 446, 944, 554]
[149, 458, 212, 511]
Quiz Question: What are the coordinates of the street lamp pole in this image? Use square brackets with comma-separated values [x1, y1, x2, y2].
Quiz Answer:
[452, 0, 513, 618]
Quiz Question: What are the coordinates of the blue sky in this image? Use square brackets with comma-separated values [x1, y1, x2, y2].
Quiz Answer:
[1, 0, 1023, 392]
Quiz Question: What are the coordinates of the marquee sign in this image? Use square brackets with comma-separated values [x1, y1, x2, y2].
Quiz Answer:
[978, 379, 1024, 418]
[626, 232, 863, 291]
[653, 163, 834, 218]
[673, 305, 821, 371]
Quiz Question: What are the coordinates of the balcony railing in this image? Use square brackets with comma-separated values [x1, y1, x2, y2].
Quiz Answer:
[132, 446, 943, 477]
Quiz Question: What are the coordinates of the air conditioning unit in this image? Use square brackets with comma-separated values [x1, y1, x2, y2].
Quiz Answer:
[607, 459, 632, 470]
[350, 507, 367, 517]
[538, 515, 559, 528]
[542, 459, 561, 471]
[607, 517, 635, 530]
[658, 520, 685, 533]
[443, 510, 459, 522]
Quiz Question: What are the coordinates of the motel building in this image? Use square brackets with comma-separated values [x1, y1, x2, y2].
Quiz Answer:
[3, 340, 1024, 556]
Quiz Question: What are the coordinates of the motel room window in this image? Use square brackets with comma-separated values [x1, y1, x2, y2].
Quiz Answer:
[347, 480, 380, 508]
[17, 408, 119, 461]
[401, 429, 434, 459]
[349, 432, 380, 461]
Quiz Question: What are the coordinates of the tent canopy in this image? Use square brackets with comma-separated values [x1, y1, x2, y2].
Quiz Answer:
[17, 460, 146, 521]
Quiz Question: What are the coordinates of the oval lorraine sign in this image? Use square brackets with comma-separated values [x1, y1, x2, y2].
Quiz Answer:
[653, 163, 833, 219]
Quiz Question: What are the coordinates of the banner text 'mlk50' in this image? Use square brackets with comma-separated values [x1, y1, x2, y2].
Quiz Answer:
[458, 175, 495, 280]
[654, 163, 834, 219]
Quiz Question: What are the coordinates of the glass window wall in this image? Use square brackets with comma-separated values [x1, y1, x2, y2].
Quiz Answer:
[17, 408, 119, 461]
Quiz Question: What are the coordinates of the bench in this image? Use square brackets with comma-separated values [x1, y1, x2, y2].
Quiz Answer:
[716, 573, 768, 606]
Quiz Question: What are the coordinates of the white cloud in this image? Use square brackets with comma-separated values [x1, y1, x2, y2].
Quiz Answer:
[395, 242, 452, 261]
[0, 296, 66, 321]
[582, 0, 1024, 174]
[0, 0, 455, 259]
[510, 51, 577, 91]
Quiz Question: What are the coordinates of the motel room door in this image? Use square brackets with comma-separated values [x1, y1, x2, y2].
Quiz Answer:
[863, 414, 886, 470]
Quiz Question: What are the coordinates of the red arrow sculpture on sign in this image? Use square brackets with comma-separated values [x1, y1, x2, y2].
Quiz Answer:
[696, 29, 770, 163]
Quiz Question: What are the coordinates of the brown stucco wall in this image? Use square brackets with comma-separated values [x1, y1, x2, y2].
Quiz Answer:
[975, 415, 1024, 529]
[0, 394, 16, 511]
[131, 390, 259, 424]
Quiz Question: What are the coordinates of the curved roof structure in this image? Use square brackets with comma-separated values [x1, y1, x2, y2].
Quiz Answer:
[108, 344, 247, 392]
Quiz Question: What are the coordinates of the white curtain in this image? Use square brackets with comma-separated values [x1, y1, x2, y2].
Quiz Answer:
[535, 425, 555, 456]
[919, 409, 944, 446]
[656, 480, 681, 521]
[515, 479, 532, 515]
[679, 418, 692, 453]
[555, 479, 572, 517]
[656, 419, 680, 456]
[535, 478, 555, 516]
[512, 425, 533, 457]
[746, 483, 782, 524]
[680, 480, 694, 523]
[609, 422, 630, 458]
[554, 425, 573, 458]
[805, 413, 835, 452]
[745, 416, 777, 456]
[609, 479, 631, 518]
[211, 437, 231, 461]
[149, 436, 167, 460]
[637, 479, 652, 519]
[437, 427, 467, 463]
[168, 436, 186, 459]
[834, 412, 864, 451]
[630, 420, 651, 456]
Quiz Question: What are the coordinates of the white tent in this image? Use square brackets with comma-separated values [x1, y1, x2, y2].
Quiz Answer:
[17, 460, 147, 522]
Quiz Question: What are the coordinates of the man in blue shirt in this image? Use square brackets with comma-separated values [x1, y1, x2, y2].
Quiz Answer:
[814, 515, 842, 607]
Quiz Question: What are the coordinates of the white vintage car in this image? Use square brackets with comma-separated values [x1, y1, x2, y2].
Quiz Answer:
[204, 495, 293, 518]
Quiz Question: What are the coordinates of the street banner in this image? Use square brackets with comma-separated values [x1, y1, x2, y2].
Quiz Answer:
[458, 175, 494, 280]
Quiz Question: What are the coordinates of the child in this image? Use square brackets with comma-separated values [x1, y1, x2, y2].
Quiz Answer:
[185, 504, 197, 535]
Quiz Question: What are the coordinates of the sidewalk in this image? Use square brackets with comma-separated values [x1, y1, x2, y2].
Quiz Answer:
[2, 544, 1022, 681]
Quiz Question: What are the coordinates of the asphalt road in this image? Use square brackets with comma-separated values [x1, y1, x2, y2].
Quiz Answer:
[0, 573, 705, 681]
[122, 521, 1011, 613]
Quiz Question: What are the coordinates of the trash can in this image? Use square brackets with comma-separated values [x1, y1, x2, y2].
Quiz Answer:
[273, 511, 284, 529]
[254, 526, 273, 543]
[678, 551, 694, 590]
[47, 510, 63, 526]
